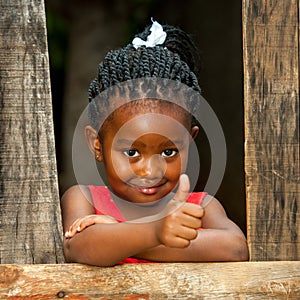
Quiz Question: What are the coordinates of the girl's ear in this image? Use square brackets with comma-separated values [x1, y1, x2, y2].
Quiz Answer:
[84, 125, 103, 162]
[190, 126, 199, 141]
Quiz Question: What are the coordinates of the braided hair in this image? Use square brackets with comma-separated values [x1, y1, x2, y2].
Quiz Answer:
[88, 22, 202, 130]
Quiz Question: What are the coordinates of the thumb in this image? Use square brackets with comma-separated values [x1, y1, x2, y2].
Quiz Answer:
[173, 174, 190, 202]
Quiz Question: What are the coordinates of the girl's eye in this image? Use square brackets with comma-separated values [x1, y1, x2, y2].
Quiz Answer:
[123, 149, 140, 157]
[161, 149, 178, 158]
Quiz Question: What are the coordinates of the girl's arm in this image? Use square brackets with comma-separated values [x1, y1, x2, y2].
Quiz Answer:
[134, 197, 249, 262]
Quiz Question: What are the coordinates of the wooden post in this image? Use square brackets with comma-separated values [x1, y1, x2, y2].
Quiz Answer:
[0, 0, 64, 263]
[243, 0, 300, 260]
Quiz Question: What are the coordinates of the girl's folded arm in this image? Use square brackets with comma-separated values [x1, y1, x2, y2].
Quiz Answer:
[61, 185, 160, 266]
[64, 222, 160, 266]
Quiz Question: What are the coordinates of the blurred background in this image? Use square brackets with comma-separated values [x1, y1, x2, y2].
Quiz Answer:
[45, 0, 246, 233]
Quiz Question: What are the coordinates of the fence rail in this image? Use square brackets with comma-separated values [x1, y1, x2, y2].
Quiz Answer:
[1, 262, 300, 299]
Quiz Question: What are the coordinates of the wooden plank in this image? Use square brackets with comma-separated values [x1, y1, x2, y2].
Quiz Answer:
[0, 0, 64, 262]
[243, 0, 300, 260]
[0, 262, 299, 299]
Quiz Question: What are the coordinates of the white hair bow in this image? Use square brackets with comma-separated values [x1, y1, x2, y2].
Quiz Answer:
[132, 19, 167, 49]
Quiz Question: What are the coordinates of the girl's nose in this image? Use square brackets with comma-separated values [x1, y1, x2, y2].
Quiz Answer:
[135, 154, 166, 179]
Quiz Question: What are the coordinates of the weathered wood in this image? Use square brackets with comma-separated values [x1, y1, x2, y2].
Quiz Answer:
[243, 0, 300, 260]
[0, 0, 64, 263]
[0, 262, 299, 299]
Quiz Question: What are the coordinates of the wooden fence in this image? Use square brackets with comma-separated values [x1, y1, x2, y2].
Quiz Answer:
[0, 0, 299, 298]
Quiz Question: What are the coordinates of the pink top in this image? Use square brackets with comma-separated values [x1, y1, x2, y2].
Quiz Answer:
[88, 185, 207, 264]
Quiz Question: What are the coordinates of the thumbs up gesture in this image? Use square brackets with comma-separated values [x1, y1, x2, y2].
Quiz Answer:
[155, 174, 205, 248]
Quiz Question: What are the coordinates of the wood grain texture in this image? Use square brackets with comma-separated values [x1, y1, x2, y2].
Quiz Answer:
[0, 0, 64, 263]
[0, 262, 299, 299]
[243, 0, 300, 260]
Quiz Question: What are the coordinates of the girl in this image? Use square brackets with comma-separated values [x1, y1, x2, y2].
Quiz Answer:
[62, 20, 248, 266]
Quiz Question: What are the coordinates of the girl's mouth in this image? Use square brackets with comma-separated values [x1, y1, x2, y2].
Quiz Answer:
[137, 186, 159, 195]
[129, 181, 166, 195]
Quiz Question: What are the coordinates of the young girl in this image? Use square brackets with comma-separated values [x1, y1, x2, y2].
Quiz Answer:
[62, 20, 248, 266]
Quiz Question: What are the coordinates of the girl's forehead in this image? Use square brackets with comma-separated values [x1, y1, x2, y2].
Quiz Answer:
[111, 99, 190, 124]
[110, 113, 191, 146]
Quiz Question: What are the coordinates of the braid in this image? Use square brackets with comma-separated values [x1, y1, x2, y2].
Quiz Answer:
[122, 50, 131, 81]
[107, 52, 118, 85]
[140, 47, 151, 77]
[163, 49, 172, 78]
[100, 59, 110, 90]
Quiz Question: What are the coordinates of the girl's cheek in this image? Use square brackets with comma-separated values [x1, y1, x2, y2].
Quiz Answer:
[177, 150, 189, 171]
[111, 155, 136, 179]
[164, 160, 181, 178]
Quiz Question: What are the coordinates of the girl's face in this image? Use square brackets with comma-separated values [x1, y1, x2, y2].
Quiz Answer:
[88, 102, 198, 203]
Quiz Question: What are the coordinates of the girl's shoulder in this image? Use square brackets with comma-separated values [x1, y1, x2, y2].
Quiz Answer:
[61, 185, 96, 224]
[61, 184, 92, 204]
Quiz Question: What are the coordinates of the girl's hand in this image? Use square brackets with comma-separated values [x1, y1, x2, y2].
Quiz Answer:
[65, 215, 118, 238]
[155, 174, 204, 248]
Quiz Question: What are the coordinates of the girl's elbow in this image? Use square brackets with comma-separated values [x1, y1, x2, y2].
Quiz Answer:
[63, 239, 88, 264]
[63, 239, 118, 267]
[229, 235, 249, 261]
[63, 239, 76, 263]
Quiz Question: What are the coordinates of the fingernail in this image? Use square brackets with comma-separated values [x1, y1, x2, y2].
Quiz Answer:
[180, 174, 189, 191]
[77, 226, 81, 232]
[181, 174, 188, 184]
